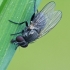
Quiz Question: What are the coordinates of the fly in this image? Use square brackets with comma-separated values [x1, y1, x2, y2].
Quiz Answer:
[9, 0, 62, 49]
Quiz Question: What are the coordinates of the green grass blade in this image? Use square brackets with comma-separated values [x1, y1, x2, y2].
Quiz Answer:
[0, 0, 3, 5]
[0, 0, 41, 70]
[0, 0, 8, 14]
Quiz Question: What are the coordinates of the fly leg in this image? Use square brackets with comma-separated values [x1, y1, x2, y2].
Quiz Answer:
[10, 30, 24, 36]
[30, 0, 38, 21]
[19, 21, 28, 27]
[34, 0, 36, 14]
[9, 20, 28, 35]
[9, 20, 28, 27]
[11, 32, 22, 35]
[30, 0, 36, 21]
[37, 9, 38, 13]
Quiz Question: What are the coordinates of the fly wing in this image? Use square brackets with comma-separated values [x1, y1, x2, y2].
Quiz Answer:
[32, 1, 56, 29]
[39, 11, 62, 38]
[32, 1, 62, 38]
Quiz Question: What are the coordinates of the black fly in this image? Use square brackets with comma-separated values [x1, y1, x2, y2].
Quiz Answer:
[9, 0, 62, 49]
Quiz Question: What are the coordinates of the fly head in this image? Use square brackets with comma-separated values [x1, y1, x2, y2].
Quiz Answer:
[11, 35, 28, 48]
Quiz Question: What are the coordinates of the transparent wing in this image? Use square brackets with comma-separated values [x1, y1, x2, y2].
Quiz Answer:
[32, 1, 56, 29]
[39, 11, 62, 38]
[32, 1, 62, 38]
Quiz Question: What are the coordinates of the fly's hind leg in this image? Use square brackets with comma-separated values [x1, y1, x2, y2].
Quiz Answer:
[30, 13, 35, 21]
[30, 9, 38, 21]
[30, 0, 38, 21]
[30, 0, 36, 21]
[37, 9, 38, 13]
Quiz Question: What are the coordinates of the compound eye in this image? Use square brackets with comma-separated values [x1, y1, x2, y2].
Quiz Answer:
[16, 36, 24, 42]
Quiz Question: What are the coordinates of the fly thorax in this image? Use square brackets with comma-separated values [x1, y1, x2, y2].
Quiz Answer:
[30, 21, 34, 24]
[30, 21, 41, 33]
[29, 29, 35, 35]
[29, 25, 34, 29]
[23, 29, 39, 43]
[23, 32, 28, 37]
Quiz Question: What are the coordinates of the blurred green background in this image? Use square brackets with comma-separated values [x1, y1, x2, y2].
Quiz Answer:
[6, 0, 70, 70]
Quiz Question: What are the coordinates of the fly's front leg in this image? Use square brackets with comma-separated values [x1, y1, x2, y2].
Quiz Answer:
[11, 39, 19, 50]
[9, 20, 28, 27]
